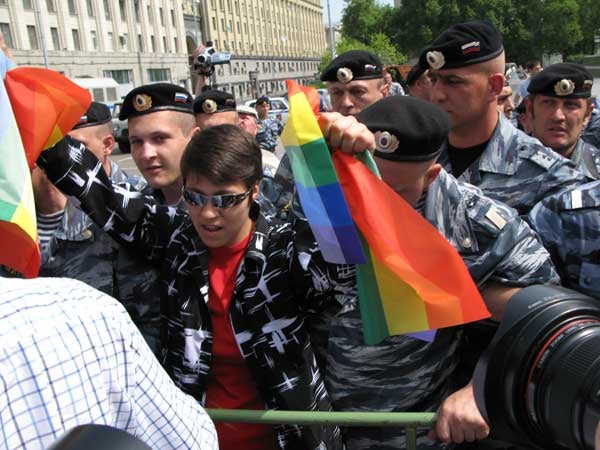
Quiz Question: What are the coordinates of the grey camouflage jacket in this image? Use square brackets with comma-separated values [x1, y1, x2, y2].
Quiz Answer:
[570, 138, 600, 180]
[308, 170, 559, 450]
[438, 115, 587, 215]
[582, 109, 600, 148]
[257, 116, 283, 151]
[38, 136, 351, 450]
[527, 180, 600, 299]
[39, 161, 162, 352]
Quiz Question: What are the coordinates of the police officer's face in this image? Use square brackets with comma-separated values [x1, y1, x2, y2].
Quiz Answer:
[196, 111, 239, 130]
[497, 86, 514, 119]
[238, 113, 258, 136]
[185, 173, 259, 248]
[328, 79, 388, 115]
[375, 156, 442, 206]
[129, 111, 195, 190]
[256, 102, 269, 118]
[429, 66, 494, 132]
[527, 95, 591, 156]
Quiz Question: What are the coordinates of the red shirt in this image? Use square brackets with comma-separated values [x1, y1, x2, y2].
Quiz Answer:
[205, 232, 277, 450]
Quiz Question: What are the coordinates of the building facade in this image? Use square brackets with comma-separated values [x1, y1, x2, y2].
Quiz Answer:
[0, 0, 192, 97]
[183, 0, 327, 101]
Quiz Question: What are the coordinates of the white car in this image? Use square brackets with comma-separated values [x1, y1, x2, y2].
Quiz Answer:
[244, 97, 289, 123]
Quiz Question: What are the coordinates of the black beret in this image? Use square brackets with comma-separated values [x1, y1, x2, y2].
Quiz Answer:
[406, 64, 426, 86]
[119, 83, 193, 120]
[320, 50, 383, 83]
[515, 100, 526, 114]
[528, 63, 593, 99]
[418, 20, 503, 71]
[73, 101, 111, 129]
[255, 95, 269, 105]
[357, 96, 450, 162]
[193, 89, 237, 115]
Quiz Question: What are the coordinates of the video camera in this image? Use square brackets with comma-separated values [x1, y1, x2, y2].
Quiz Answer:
[195, 41, 231, 74]
[473, 285, 600, 450]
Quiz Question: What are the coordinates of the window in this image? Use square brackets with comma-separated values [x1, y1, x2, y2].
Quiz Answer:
[103, 69, 132, 84]
[119, 0, 126, 20]
[137, 33, 143, 51]
[134, 0, 140, 21]
[162, 36, 167, 52]
[221, 18, 224, 32]
[72, 29, 81, 50]
[159, 7, 164, 26]
[0, 0, 6, 5]
[50, 26, 60, 49]
[106, 87, 117, 102]
[147, 5, 152, 23]
[46, 0, 55, 12]
[150, 35, 156, 52]
[147, 68, 170, 82]
[170, 9, 175, 26]
[22, 0, 32, 9]
[236, 22, 240, 33]
[86, 0, 94, 16]
[108, 31, 114, 50]
[211, 17, 216, 30]
[90, 30, 97, 49]
[92, 88, 105, 102]
[119, 33, 128, 50]
[0, 23, 13, 48]
[173, 36, 178, 52]
[67, 0, 76, 15]
[104, 0, 111, 20]
[27, 25, 39, 50]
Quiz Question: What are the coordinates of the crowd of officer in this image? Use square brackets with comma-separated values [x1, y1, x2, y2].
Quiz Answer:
[2, 17, 600, 450]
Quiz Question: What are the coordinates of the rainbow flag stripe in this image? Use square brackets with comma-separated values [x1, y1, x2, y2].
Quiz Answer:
[281, 80, 365, 264]
[282, 80, 490, 344]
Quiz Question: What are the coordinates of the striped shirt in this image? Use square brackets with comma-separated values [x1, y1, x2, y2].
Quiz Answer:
[0, 276, 218, 450]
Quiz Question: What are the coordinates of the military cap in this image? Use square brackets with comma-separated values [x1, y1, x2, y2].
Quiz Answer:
[119, 83, 193, 120]
[237, 104, 258, 120]
[193, 89, 237, 115]
[320, 50, 383, 83]
[528, 63, 593, 99]
[406, 64, 426, 86]
[255, 95, 269, 106]
[357, 96, 450, 162]
[418, 20, 503, 71]
[73, 101, 111, 129]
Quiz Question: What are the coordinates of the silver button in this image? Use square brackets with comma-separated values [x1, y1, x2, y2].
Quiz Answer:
[462, 237, 472, 248]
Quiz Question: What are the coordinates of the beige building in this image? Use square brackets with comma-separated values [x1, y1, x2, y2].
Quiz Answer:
[183, 0, 327, 101]
[0, 0, 192, 98]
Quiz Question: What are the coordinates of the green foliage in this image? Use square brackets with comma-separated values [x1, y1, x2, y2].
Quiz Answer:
[339, 0, 600, 65]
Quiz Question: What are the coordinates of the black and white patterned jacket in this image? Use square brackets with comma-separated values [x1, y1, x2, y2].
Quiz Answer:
[39, 136, 353, 450]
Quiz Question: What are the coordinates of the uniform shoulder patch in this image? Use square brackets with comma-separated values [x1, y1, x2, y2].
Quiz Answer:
[524, 146, 558, 170]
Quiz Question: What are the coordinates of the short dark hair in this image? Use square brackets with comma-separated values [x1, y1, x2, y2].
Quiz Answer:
[180, 124, 262, 188]
[525, 59, 541, 71]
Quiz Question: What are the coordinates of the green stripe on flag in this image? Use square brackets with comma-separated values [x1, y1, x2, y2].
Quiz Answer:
[300, 138, 340, 186]
[0, 198, 18, 222]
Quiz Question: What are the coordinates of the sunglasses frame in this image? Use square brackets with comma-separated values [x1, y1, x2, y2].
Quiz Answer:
[182, 186, 252, 209]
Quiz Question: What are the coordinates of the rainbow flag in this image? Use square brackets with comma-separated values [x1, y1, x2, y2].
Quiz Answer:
[0, 52, 90, 277]
[281, 80, 365, 264]
[284, 80, 490, 344]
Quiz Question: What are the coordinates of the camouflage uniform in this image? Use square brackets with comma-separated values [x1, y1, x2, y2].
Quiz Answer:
[527, 180, 600, 298]
[307, 169, 559, 450]
[40, 161, 162, 352]
[256, 116, 283, 152]
[582, 108, 600, 149]
[570, 138, 600, 180]
[438, 115, 587, 215]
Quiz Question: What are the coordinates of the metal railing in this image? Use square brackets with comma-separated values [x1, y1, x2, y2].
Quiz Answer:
[206, 409, 437, 450]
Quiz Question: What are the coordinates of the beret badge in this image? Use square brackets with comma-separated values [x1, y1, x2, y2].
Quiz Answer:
[133, 94, 152, 112]
[374, 131, 399, 154]
[336, 67, 354, 83]
[202, 99, 218, 114]
[426, 51, 445, 70]
[554, 79, 575, 97]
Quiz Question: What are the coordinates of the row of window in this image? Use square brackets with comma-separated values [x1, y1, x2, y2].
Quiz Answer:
[0, 22, 179, 53]
[220, 77, 315, 100]
[7, 0, 177, 28]
[216, 60, 318, 77]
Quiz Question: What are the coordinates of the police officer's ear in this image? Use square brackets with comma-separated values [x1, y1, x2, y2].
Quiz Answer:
[584, 99, 594, 127]
[191, 125, 201, 136]
[489, 73, 505, 99]
[102, 131, 116, 156]
[424, 162, 442, 189]
[379, 78, 390, 98]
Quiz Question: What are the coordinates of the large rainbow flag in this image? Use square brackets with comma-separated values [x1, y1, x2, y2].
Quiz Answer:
[282, 80, 490, 344]
[0, 52, 90, 277]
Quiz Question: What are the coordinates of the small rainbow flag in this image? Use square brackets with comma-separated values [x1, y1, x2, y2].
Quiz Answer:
[283, 80, 490, 344]
[281, 80, 365, 264]
[0, 52, 90, 277]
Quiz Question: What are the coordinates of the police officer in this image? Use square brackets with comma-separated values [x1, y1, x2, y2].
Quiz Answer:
[406, 64, 433, 102]
[35, 102, 162, 352]
[193, 89, 239, 130]
[119, 83, 199, 206]
[420, 20, 586, 214]
[310, 96, 559, 449]
[254, 95, 283, 153]
[525, 62, 600, 180]
[321, 50, 388, 115]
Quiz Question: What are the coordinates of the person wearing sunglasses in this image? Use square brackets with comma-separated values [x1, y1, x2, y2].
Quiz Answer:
[37, 123, 371, 450]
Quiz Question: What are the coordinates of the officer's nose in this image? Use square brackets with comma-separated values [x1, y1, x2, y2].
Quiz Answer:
[132, 141, 158, 163]
[550, 105, 567, 121]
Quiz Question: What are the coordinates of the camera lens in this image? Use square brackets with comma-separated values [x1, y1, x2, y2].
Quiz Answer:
[474, 286, 600, 450]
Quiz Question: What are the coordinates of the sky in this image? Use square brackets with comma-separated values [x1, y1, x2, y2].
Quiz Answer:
[325, 0, 395, 25]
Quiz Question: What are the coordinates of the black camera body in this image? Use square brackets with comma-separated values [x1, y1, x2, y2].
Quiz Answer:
[474, 285, 600, 450]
